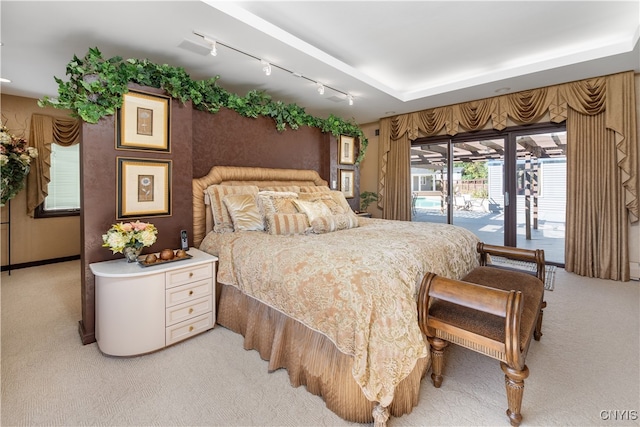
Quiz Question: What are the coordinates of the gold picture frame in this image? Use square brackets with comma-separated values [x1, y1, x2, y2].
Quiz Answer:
[339, 169, 355, 198]
[117, 157, 171, 219]
[339, 135, 355, 165]
[116, 91, 170, 152]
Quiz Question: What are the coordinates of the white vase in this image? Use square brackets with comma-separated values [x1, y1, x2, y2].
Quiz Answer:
[123, 246, 142, 263]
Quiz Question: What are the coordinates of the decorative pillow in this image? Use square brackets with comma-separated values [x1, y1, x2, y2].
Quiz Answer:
[292, 199, 332, 223]
[329, 190, 354, 214]
[223, 194, 264, 232]
[257, 191, 299, 216]
[266, 213, 310, 235]
[299, 186, 332, 193]
[298, 193, 345, 215]
[206, 185, 260, 232]
[311, 213, 359, 234]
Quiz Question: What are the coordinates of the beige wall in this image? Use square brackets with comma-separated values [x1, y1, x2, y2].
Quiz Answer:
[358, 122, 382, 218]
[1, 95, 81, 267]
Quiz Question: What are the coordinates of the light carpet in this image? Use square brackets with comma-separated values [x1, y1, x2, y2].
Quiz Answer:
[489, 256, 557, 291]
[1, 261, 639, 426]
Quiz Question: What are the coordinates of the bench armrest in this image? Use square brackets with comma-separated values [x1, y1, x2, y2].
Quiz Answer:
[417, 272, 525, 369]
[477, 242, 545, 283]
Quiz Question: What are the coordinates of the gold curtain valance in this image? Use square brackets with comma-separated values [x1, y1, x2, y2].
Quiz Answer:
[379, 71, 638, 223]
[26, 114, 80, 215]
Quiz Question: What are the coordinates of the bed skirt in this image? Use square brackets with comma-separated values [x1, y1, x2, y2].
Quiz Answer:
[215, 282, 430, 424]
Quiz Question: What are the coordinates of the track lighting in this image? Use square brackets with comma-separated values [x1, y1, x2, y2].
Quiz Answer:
[203, 37, 217, 57]
[194, 30, 353, 102]
[261, 60, 272, 76]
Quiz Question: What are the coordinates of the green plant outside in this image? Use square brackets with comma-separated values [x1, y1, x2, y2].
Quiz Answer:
[38, 47, 369, 163]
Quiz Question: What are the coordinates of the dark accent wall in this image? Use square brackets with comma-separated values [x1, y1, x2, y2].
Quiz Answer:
[192, 108, 329, 178]
[79, 88, 359, 344]
[79, 85, 193, 344]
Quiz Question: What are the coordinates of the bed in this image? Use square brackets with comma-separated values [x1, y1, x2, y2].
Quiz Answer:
[192, 166, 480, 425]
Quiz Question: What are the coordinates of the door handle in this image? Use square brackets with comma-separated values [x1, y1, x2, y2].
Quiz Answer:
[504, 192, 509, 207]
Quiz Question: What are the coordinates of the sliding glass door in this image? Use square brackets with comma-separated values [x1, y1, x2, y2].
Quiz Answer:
[411, 125, 566, 265]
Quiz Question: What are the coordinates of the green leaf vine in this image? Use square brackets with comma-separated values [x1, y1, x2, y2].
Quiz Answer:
[38, 47, 368, 163]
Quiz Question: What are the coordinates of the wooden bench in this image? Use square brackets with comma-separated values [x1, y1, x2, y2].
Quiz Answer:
[417, 243, 546, 426]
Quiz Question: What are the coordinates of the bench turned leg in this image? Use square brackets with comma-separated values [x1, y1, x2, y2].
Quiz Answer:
[534, 301, 547, 341]
[427, 337, 448, 388]
[501, 363, 530, 427]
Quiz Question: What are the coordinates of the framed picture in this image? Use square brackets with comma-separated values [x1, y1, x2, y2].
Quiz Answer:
[116, 91, 170, 152]
[116, 157, 171, 219]
[339, 135, 355, 165]
[339, 169, 355, 198]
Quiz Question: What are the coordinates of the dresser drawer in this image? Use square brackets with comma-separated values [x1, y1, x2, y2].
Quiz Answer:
[166, 295, 213, 326]
[165, 279, 212, 307]
[166, 263, 213, 289]
[166, 312, 213, 346]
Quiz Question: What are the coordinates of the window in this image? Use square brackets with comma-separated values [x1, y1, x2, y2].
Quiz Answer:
[35, 143, 80, 217]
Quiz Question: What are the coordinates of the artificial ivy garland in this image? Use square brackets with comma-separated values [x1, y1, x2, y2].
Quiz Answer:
[39, 47, 368, 163]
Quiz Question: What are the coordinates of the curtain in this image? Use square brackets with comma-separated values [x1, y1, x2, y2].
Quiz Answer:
[378, 71, 638, 281]
[565, 109, 629, 280]
[26, 114, 80, 215]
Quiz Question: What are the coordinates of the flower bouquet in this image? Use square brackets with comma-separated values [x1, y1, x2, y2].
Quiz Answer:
[102, 221, 158, 262]
[1, 124, 38, 206]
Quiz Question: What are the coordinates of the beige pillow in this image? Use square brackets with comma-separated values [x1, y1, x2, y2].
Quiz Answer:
[329, 190, 354, 214]
[266, 213, 309, 235]
[206, 185, 260, 232]
[223, 194, 264, 232]
[298, 193, 345, 215]
[257, 191, 299, 216]
[292, 199, 332, 223]
[310, 213, 359, 234]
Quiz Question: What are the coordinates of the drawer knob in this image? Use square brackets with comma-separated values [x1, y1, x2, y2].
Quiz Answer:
[189, 290, 194, 296]
[189, 308, 194, 314]
[189, 326, 194, 332]
[189, 272, 193, 278]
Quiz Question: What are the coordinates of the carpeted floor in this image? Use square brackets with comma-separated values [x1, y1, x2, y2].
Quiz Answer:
[1, 260, 639, 426]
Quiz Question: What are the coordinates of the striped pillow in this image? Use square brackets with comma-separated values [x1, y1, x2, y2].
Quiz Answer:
[310, 213, 359, 234]
[266, 213, 310, 235]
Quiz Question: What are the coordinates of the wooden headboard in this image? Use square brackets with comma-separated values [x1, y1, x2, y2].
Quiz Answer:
[192, 166, 328, 247]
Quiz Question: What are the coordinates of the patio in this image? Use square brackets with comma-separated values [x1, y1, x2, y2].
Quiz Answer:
[412, 206, 566, 265]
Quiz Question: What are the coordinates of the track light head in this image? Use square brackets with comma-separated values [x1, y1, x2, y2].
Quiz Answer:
[317, 83, 325, 95]
[261, 60, 272, 76]
[347, 94, 354, 105]
[203, 37, 217, 56]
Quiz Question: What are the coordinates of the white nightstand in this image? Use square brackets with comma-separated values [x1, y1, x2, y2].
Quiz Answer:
[90, 247, 218, 356]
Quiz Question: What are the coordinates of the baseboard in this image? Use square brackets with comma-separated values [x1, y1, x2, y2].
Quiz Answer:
[1, 255, 80, 272]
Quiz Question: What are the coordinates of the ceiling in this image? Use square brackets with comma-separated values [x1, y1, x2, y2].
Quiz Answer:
[1, 1, 639, 125]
